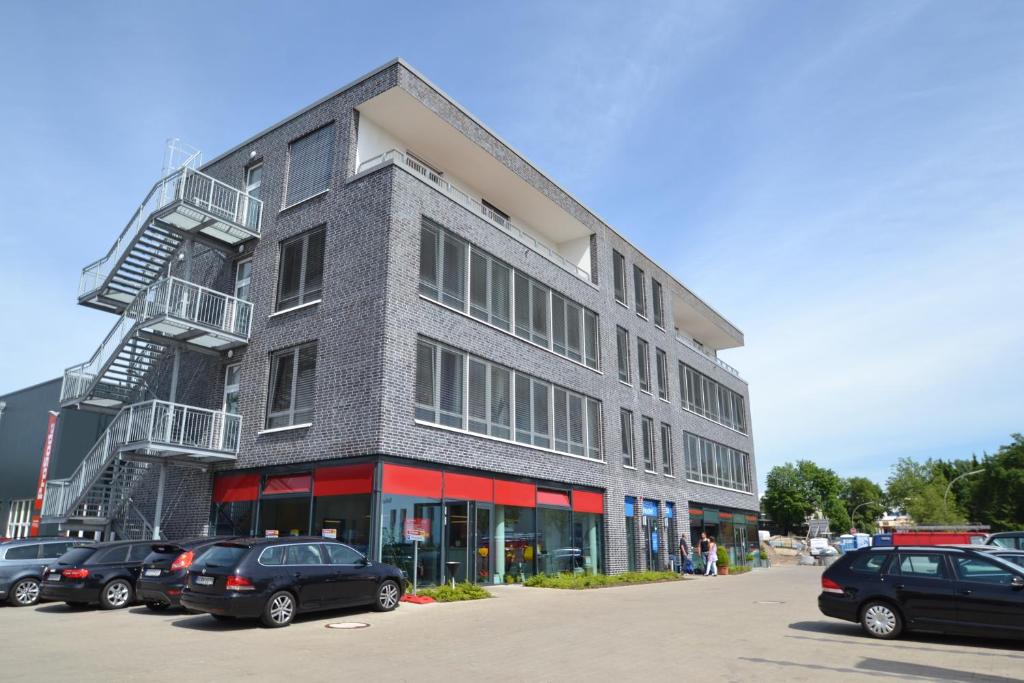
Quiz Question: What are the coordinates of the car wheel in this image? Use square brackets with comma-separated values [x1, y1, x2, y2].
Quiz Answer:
[860, 601, 903, 639]
[260, 591, 296, 628]
[99, 579, 133, 610]
[145, 602, 169, 612]
[9, 578, 41, 607]
[373, 579, 401, 612]
[211, 614, 236, 622]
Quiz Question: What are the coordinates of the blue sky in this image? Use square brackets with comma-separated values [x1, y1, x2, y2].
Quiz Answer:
[1, 1, 1021, 488]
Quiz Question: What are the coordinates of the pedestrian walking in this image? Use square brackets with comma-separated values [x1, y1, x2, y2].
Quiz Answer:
[705, 536, 719, 576]
[698, 532, 710, 575]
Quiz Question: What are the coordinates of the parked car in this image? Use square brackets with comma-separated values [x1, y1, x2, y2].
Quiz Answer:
[986, 531, 1024, 550]
[40, 540, 155, 609]
[180, 537, 405, 627]
[0, 537, 87, 606]
[818, 545, 1024, 640]
[988, 549, 1024, 569]
[136, 537, 237, 611]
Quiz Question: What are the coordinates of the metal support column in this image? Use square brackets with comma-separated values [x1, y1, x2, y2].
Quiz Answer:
[152, 462, 167, 540]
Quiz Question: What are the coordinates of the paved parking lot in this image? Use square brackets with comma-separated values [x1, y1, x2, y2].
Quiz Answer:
[2, 565, 1021, 682]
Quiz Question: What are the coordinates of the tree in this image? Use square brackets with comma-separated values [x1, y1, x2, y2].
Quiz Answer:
[840, 477, 885, 534]
[967, 435, 1024, 532]
[761, 460, 848, 534]
[885, 457, 966, 526]
[762, 464, 807, 534]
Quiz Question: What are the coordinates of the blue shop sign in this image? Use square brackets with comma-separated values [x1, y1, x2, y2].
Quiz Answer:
[642, 500, 658, 517]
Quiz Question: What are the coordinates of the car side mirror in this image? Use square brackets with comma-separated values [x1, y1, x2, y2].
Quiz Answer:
[1012, 576, 1024, 589]
[361, 556, 371, 566]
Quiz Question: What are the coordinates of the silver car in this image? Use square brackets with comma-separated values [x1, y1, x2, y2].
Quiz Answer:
[0, 538, 86, 606]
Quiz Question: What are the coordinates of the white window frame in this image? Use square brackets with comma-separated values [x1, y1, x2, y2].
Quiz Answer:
[5, 499, 33, 539]
[234, 258, 252, 302]
[223, 363, 241, 415]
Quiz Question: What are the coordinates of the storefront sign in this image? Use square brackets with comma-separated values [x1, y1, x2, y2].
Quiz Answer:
[322, 528, 338, 539]
[29, 412, 58, 537]
[404, 518, 431, 543]
[264, 529, 279, 538]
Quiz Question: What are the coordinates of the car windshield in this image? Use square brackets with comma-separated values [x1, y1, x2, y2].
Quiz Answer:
[57, 548, 96, 565]
[195, 545, 248, 569]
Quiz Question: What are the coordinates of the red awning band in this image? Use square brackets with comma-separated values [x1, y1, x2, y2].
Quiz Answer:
[443, 472, 494, 502]
[537, 489, 571, 507]
[212, 473, 261, 503]
[314, 463, 374, 497]
[381, 464, 443, 498]
[572, 490, 604, 514]
[263, 474, 312, 496]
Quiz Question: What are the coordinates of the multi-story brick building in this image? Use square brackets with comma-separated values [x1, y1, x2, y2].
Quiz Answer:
[42, 59, 758, 581]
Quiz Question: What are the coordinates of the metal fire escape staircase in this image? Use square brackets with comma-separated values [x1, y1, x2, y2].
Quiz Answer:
[79, 165, 263, 313]
[44, 152, 263, 537]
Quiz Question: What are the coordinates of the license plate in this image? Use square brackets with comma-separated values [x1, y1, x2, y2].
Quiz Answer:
[194, 576, 215, 586]
[47, 574, 61, 582]
[144, 569, 162, 577]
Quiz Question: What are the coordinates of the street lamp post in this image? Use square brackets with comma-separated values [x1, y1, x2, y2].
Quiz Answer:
[849, 501, 885, 531]
[944, 469, 984, 513]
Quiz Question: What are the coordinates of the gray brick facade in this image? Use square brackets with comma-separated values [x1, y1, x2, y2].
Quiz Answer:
[85, 59, 758, 574]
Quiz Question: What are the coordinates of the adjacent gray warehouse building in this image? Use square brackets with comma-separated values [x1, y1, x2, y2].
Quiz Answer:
[41, 59, 758, 581]
[0, 379, 109, 538]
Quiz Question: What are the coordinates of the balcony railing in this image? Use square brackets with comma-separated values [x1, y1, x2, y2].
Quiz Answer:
[62, 277, 252, 405]
[42, 400, 241, 521]
[675, 335, 742, 379]
[80, 167, 263, 298]
[357, 149, 591, 282]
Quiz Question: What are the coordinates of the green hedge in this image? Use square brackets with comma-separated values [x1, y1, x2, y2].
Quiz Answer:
[728, 565, 752, 575]
[524, 571, 682, 589]
[415, 582, 491, 602]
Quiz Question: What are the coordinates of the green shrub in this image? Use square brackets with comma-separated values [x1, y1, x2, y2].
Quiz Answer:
[716, 546, 729, 567]
[524, 571, 681, 589]
[729, 565, 752, 575]
[745, 552, 756, 563]
[416, 582, 491, 602]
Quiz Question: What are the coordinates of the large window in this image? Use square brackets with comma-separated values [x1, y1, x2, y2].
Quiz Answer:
[266, 343, 317, 429]
[684, 432, 752, 492]
[285, 124, 335, 207]
[234, 259, 252, 301]
[616, 327, 631, 384]
[620, 409, 635, 468]
[651, 278, 664, 328]
[679, 362, 747, 433]
[415, 338, 602, 461]
[223, 363, 241, 415]
[613, 250, 627, 304]
[5, 499, 32, 539]
[420, 220, 599, 369]
[515, 272, 549, 347]
[633, 265, 647, 316]
[641, 416, 655, 472]
[637, 338, 651, 393]
[276, 226, 325, 311]
[655, 348, 669, 401]
[660, 422, 673, 476]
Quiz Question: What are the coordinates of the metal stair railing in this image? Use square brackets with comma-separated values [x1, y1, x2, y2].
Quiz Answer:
[41, 400, 242, 522]
[62, 277, 253, 405]
[80, 166, 263, 298]
[112, 498, 160, 541]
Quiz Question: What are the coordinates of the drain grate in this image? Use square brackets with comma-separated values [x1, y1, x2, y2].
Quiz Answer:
[325, 622, 370, 629]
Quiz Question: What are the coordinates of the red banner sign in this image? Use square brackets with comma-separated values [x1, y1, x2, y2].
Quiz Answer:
[29, 412, 59, 537]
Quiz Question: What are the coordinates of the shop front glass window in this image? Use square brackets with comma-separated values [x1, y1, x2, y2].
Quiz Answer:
[573, 512, 603, 575]
[380, 494, 443, 587]
[495, 505, 536, 582]
[314, 494, 371, 555]
[536, 507, 573, 575]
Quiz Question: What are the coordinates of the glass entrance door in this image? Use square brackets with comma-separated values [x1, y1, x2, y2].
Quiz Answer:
[644, 517, 661, 570]
[444, 502, 472, 583]
[734, 525, 748, 566]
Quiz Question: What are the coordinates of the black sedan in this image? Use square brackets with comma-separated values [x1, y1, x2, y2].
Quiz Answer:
[180, 537, 405, 627]
[136, 537, 236, 611]
[819, 545, 1024, 640]
[41, 540, 156, 609]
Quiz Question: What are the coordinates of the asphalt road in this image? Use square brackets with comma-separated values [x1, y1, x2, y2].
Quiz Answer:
[2, 566, 1021, 682]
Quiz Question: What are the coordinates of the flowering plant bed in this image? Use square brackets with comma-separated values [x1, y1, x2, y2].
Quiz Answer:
[524, 571, 683, 589]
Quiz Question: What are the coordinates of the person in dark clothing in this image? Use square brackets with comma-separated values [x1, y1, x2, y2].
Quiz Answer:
[699, 532, 710, 574]
[679, 536, 692, 574]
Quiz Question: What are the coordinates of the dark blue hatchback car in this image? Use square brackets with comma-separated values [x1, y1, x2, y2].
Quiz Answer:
[819, 545, 1024, 640]
[181, 537, 405, 628]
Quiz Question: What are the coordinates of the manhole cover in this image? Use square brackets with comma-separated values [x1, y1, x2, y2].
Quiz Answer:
[755, 601, 786, 605]
[325, 622, 370, 629]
